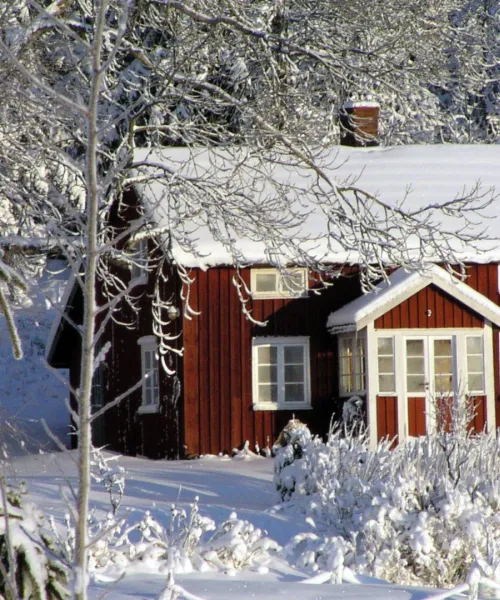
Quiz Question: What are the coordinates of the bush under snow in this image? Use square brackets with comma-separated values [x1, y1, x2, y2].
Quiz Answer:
[51, 449, 280, 579]
[0, 483, 69, 600]
[276, 421, 500, 589]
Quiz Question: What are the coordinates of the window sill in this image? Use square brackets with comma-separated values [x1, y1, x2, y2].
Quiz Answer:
[251, 292, 308, 300]
[253, 403, 312, 411]
[137, 404, 160, 415]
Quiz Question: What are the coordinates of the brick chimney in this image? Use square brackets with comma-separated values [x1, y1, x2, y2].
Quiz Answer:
[340, 101, 379, 147]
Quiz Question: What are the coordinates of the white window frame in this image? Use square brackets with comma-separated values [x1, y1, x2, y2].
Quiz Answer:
[250, 268, 308, 299]
[338, 334, 366, 397]
[130, 237, 149, 285]
[377, 336, 396, 395]
[368, 327, 493, 443]
[138, 335, 160, 414]
[252, 336, 311, 410]
[465, 335, 485, 394]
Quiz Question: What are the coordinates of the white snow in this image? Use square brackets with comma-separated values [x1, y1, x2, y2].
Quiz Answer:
[132, 144, 500, 269]
[0, 259, 70, 455]
[7, 450, 443, 600]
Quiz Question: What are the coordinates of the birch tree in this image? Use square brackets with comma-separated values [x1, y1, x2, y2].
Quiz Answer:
[0, 1, 497, 598]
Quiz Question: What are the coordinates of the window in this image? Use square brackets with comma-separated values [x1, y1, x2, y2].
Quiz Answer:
[138, 336, 160, 413]
[251, 268, 308, 299]
[406, 338, 425, 393]
[339, 336, 366, 396]
[252, 337, 310, 409]
[130, 237, 148, 284]
[433, 339, 453, 395]
[377, 337, 395, 394]
[466, 336, 484, 393]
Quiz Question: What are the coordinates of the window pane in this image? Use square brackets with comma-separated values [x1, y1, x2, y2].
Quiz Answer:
[258, 365, 277, 383]
[378, 357, 393, 373]
[467, 356, 483, 372]
[406, 339, 424, 357]
[280, 272, 305, 294]
[340, 338, 354, 355]
[407, 357, 424, 375]
[145, 388, 152, 405]
[341, 375, 353, 394]
[145, 352, 151, 369]
[435, 357, 452, 374]
[379, 374, 395, 393]
[467, 337, 482, 354]
[285, 364, 304, 383]
[435, 375, 452, 393]
[284, 345, 304, 364]
[258, 384, 278, 403]
[284, 384, 304, 403]
[407, 374, 425, 393]
[255, 273, 277, 292]
[378, 338, 393, 354]
[468, 374, 483, 392]
[434, 339, 451, 357]
[257, 346, 277, 364]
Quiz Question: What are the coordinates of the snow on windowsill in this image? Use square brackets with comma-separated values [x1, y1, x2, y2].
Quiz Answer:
[253, 403, 312, 411]
[137, 404, 160, 415]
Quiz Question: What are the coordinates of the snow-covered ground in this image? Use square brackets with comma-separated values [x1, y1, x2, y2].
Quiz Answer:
[0, 259, 69, 455]
[6, 450, 439, 600]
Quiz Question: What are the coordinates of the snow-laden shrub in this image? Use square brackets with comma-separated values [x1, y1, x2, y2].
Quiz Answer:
[0, 483, 69, 600]
[80, 498, 279, 576]
[90, 447, 125, 516]
[52, 474, 279, 578]
[273, 419, 315, 501]
[278, 422, 500, 588]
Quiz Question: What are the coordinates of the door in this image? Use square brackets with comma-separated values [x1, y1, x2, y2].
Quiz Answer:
[405, 337, 454, 436]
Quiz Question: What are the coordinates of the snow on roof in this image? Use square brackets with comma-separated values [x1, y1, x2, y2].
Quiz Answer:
[327, 264, 500, 333]
[132, 145, 500, 268]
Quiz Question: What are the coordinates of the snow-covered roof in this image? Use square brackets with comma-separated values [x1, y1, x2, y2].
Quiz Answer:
[132, 145, 500, 268]
[327, 264, 500, 333]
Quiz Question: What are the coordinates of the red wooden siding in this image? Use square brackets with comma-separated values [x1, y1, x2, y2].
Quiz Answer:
[375, 284, 484, 329]
[495, 328, 500, 429]
[436, 397, 453, 433]
[407, 397, 426, 436]
[376, 396, 398, 443]
[182, 267, 361, 456]
[469, 395, 486, 434]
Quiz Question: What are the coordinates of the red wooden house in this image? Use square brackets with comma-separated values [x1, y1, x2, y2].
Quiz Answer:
[46, 144, 500, 458]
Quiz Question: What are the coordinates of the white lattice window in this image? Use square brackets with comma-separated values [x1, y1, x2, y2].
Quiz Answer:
[466, 336, 484, 394]
[251, 268, 308, 299]
[339, 335, 366, 396]
[252, 337, 311, 409]
[138, 336, 160, 413]
[377, 337, 395, 394]
[130, 237, 148, 284]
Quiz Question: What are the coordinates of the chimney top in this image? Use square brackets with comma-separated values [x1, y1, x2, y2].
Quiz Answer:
[340, 102, 379, 147]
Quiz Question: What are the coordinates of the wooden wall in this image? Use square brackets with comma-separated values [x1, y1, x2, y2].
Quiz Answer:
[182, 268, 362, 456]
[375, 284, 484, 329]
[376, 396, 398, 443]
[93, 190, 185, 458]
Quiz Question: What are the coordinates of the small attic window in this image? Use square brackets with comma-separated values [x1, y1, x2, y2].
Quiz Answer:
[130, 237, 148, 285]
[251, 268, 308, 299]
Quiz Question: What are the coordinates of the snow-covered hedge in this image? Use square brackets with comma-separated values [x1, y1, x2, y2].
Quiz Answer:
[278, 423, 500, 588]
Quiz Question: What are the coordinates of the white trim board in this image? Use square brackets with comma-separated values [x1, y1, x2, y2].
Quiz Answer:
[328, 265, 500, 333]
